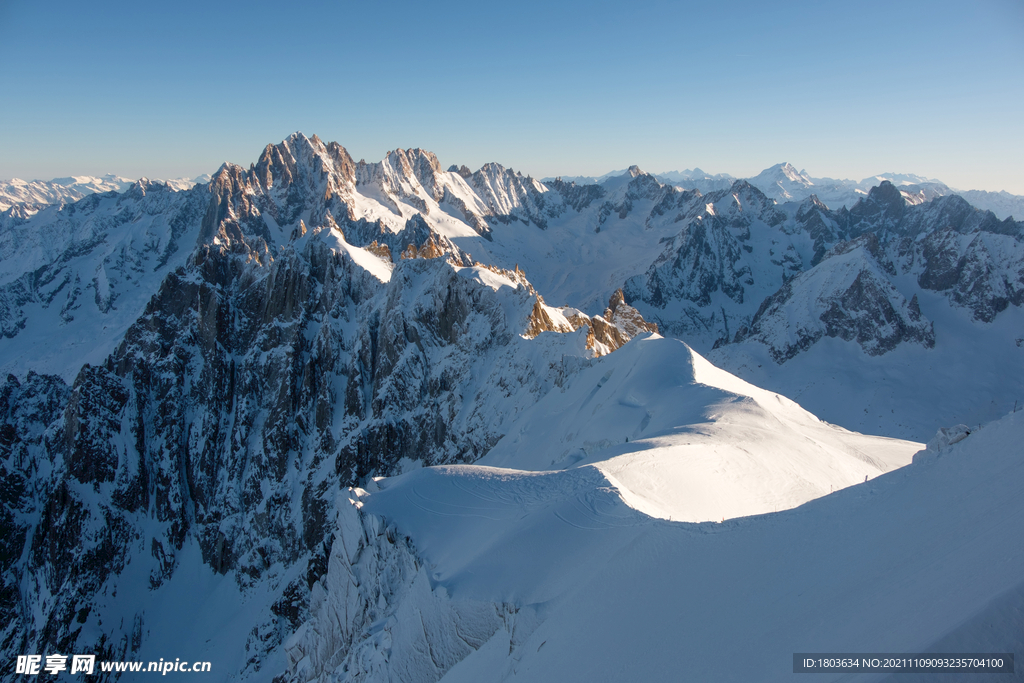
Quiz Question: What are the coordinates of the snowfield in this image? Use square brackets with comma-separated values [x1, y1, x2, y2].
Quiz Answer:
[357, 408, 1024, 683]
[480, 334, 918, 522]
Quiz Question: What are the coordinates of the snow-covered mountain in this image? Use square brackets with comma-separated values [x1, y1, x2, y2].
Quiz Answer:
[3, 135, 1022, 438]
[955, 188, 1024, 220]
[2, 133, 1022, 682]
[565, 163, 1024, 220]
[0, 173, 212, 214]
[545, 168, 737, 195]
[0, 135, 668, 678]
[747, 162, 817, 200]
[479, 335, 916, 522]
[736, 164, 1024, 220]
[0, 175, 136, 210]
[655, 167, 735, 186]
[4, 135, 1022, 440]
[740, 164, 956, 215]
[347, 407, 1024, 683]
[540, 169, 629, 185]
[0, 180, 213, 377]
[622, 180, 1023, 437]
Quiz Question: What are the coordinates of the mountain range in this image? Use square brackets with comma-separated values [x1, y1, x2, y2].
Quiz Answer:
[546, 161, 1024, 221]
[0, 174, 212, 215]
[7, 161, 1022, 224]
[1, 133, 1021, 681]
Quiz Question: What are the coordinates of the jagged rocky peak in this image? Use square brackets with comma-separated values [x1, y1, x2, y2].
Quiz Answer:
[380, 148, 440, 185]
[386, 214, 472, 266]
[205, 134, 455, 256]
[899, 193, 1020, 239]
[252, 132, 357, 193]
[253, 140, 297, 188]
[464, 161, 557, 226]
[773, 162, 810, 183]
[473, 161, 536, 186]
[213, 133, 363, 243]
[352, 148, 442, 215]
[612, 165, 669, 202]
[622, 200, 754, 320]
[845, 180, 907, 235]
[796, 194, 831, 216]
[724, 178, 773, 204]
[866, 179, 906, 208]
[121, 177, 171, 201]
[199, 162, 267, 250]
[796, 195, 841, 265]
[706, 179, 785, 227]
[546, 177, 608, 213]
[733, 232, 934, 362]
[604, 288, 659, 338]
[524, 287, 658, 357]
[446, 163, 473, 179]
[624, 167, 666, 199]
[930, 193, 984, 225]
[0, 201, 44, 226]
[584, 166, 682, 229]
[746, 162, 816, 201]
[915, 227, 1024, 322]
[385, 148, 445, 202]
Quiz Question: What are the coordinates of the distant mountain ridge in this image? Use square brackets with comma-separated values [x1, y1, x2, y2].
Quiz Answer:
[548, 162, 1024, 220]
[9, 162, 1021, 222]
[0, 173, 212, 213]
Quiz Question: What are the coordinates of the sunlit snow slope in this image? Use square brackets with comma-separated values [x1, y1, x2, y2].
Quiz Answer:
[363, 409, 1024, 683]
[480, 334, 917, 522]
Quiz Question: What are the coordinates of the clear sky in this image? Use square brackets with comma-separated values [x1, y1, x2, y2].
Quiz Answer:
[1, 0, 1022, 193]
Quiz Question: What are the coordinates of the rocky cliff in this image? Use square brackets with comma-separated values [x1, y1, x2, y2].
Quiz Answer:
[0, 135, 659, 680]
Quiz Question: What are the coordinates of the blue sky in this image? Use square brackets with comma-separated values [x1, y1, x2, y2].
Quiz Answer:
[1, 0, 1022, 192]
